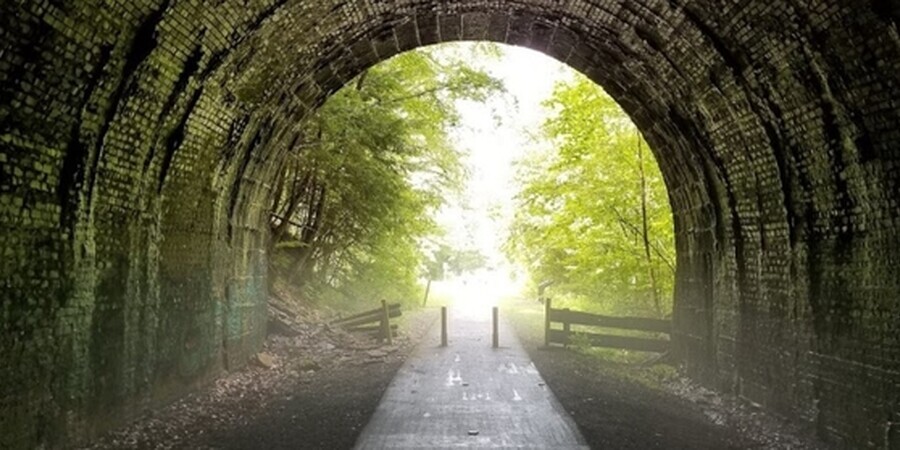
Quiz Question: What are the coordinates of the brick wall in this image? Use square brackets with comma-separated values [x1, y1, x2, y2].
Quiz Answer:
[1, 0, 898, 448]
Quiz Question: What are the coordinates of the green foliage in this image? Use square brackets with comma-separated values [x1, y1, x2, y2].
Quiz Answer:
[270, 45, 504, 310]
[422, 241, 488, 281]
[506, 74, 675, 318]
[567, 331, 595, 353]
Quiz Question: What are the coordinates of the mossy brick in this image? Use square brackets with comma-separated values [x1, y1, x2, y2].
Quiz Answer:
[1, 1, 899, 449]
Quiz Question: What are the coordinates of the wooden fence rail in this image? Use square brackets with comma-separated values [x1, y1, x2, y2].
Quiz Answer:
[544, 298, 670, 353]
[331, 301, 401, 343]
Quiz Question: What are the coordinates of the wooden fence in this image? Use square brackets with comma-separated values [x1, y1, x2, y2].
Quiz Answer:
[331, 300, 401, 344]
[543, 298, 670, 353]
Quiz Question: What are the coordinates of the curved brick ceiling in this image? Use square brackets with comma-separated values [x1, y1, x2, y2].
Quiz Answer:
[1, 0, 898, 447]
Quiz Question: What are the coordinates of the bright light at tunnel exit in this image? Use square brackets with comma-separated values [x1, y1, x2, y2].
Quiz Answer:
[431, 268, 526, 319]
[426, 44, 576, 319]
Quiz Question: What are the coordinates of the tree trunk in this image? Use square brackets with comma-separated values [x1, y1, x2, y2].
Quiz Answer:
[422, 278, 432, 306]
[292, 183, 327, 276]
[269, 162, 287, 226]
[355, 70, 368, 91]
[272, 168, 312, 244]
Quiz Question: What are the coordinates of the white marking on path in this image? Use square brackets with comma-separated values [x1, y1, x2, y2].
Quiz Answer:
[445, 369, 463, 387]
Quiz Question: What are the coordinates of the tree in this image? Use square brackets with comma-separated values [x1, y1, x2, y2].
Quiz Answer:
[506, 75, 675, 318]
[420, 241, 488, 306]
[269, 44, 504, 308]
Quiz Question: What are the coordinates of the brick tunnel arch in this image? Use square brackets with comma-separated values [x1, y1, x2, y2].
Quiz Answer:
[2, 1, 899, 447]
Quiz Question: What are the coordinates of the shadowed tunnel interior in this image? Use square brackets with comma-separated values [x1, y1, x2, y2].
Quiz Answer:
[1, 0, 899, 447]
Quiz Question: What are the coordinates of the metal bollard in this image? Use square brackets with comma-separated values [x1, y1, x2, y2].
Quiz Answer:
[441, 306, 448, 347]
[492, 306, 499, 348]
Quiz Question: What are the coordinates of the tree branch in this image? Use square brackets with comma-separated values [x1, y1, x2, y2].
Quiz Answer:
[380, 82, 453, 105]
[608, 206, 676, 274]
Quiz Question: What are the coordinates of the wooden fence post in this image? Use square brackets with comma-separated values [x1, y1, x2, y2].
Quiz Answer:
[563, 308, 571, 348]
[492, 306, 499, 348]
[381, 299, 393, 345]
[441, 306, 448, 347]
[544, 298, 551, 347]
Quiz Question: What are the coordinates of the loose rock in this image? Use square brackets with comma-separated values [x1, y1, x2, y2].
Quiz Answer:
[254, 352, 277, 369]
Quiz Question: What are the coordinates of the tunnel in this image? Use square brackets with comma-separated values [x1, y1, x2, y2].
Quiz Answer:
[1, 0, 899, 447]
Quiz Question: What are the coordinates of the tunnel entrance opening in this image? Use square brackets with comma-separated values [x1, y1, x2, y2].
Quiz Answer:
[272, 40, 678, 340]
[2, 1, 899, 448]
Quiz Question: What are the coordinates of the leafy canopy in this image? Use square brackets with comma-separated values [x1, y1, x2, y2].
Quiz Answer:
[506, 74, 675, 317]
[270, 44, 505, 310]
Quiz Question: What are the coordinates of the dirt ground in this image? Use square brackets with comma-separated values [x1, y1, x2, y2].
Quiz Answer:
[506, 300, 827, 450]
[83, 297, 825, 450]
[82, 305, 438, 450]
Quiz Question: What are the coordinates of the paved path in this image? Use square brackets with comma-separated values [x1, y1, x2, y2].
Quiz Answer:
[354, 307, 588, 449]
